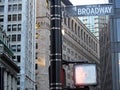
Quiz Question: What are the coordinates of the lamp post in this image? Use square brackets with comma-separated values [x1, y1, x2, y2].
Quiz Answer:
[50, 0, 62, 90]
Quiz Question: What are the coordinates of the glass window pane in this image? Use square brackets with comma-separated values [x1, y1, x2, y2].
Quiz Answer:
[13, 4, 17, 11]
[17, 34, 21, 41]
[0, 15, 4, 22]
[12, 24, 17, 31]
[12, 14, 17, 21]
[0, 6, 4, 12]
[8, 15, 11, 21]
[18, 4, 22, 11]
[12, 35, 16, 41]
[11, 45, 16, 52]
[7, 25, 11, 31]
[18, 14, 22, 21]
[17, 45, 21, 52]
[8, 5, 12, 11]
[18, 24, 21, 31]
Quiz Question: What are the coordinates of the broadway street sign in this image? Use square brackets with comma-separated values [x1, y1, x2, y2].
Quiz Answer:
[62, 4, 114, 17]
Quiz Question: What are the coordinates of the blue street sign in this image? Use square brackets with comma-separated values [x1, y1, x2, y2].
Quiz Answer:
[62, 4, 114, 17]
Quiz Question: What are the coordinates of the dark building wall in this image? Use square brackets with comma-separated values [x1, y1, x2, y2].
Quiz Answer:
[100, 0, 120, 90]
[109, 0, 120, 90]
[0, 67, 4, 90]
[99, 20, 113, 90]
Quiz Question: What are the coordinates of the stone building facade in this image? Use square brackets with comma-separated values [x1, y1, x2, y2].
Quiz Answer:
[35, 0, 100, 90]
[0, 0, 36, 89]
[0, 28, 19, 90]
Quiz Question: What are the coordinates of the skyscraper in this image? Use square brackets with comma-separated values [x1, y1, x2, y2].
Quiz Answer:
[99, 0, 120, 90]
[79, 16, 108, 39]
[0, 0, 36, 90]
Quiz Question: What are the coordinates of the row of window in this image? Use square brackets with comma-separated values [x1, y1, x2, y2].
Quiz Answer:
[9, 34, 21, 42]
[8, 0, 22, 2]
[8, 14, 22, 21]
[11, 44, 21, 52]
[8, 4, 22, 12]
[7, 24, 21, 31]
[63, 45, 83, 60]
[63, 18, 98, 52]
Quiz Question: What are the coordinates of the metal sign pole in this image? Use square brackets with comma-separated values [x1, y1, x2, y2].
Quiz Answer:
[50, 0, 62, 90]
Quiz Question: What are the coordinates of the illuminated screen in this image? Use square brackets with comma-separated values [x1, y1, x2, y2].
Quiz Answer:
[74, 64, 97, 86]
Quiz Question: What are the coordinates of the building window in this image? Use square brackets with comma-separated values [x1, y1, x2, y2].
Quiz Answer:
[11, 45, 16, 52]
[81, 29, 83, 40]
[8, 5, 12, 11]
[17, 45, 21, 52]
[75, 23, 77, 34]
[71, 51, 74, 56]
[12, 55, 16, 59]
[86, 34, 88, 44]
[64, 18, 67, 25]
[12, 24, 17, 31]
[63, 45, 66, 51]
[0, 6, 4, 12]
[17, 34, 21, 41]
[68, 18, 70, 28]
[35, 64, 38, 70]
[78, 26, 80, 37]
[63, 54, 66, 60]
[12, 14, 17, 21]
[75, 53, 77, 58]
[17, 55, 21, 62]
[18, 4, 22, 11]
[7, 25, 11, 31]
[17, 77, 20, 85]
[67, 48, 70, 54]
[13, 4, 17, 11]
[18, 14, 22, 21]
[36, 43, 38, 49]
[8, 15, 12, 21]
[71, 20, 74, 31]
[12, 34, 16, 41]
[36, 52, 38, 59]
[18, 24, 21, 31]
[0, 15, 4, 22]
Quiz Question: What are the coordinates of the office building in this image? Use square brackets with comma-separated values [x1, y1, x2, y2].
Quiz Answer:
[80, 16, 108, 39]
[35, 0, 50, 90]
[0, 28, 19, 90]
[99, 20, 113, 90]
[99, 0, 120, 90]
[0, 0, 36, 90]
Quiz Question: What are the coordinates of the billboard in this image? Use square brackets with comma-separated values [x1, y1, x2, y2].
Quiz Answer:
[74, 64, 97, 86]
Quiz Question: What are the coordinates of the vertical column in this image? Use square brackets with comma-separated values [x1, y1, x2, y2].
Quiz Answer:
[4, 71, 7, 90]
[0, 67, 4, 90]
[50, 0, 62, 90]
[8, 74, 11, 90]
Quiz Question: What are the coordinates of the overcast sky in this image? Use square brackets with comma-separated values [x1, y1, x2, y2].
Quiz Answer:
[69, 0, 108, 5]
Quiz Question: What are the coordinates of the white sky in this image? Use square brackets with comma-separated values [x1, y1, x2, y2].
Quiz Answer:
[69, 0, 108, 5]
